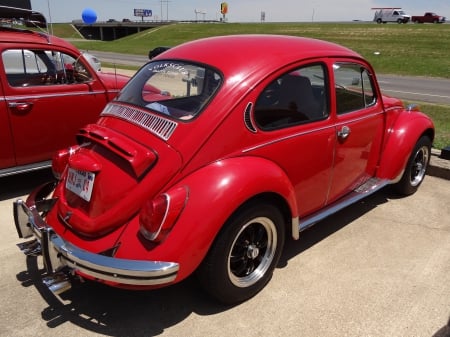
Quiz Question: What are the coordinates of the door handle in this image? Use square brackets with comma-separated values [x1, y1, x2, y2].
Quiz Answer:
[8, 101, 34, 114]
[337, 125, 351, 140]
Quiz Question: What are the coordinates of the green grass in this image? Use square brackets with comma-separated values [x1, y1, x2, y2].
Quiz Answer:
[50, 22, 450, 149]
[412, 103, 450, 149]
[56, 22, 450, 79]
[48, 23, 84, 39]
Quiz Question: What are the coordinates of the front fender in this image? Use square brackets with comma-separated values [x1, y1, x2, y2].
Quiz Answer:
[377, 111, 434, 181]
[142, 156, 297, 282]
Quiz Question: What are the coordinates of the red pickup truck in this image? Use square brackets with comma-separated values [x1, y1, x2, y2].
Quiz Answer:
[412, 12, 446, 23]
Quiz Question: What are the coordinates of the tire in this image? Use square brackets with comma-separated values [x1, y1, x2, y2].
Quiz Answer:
[197, 203, 285, 304]
[394, 136, 431, 195]
[376, 18, 382, 24]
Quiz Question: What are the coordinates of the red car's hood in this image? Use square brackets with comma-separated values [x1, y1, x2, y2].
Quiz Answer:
[54, 121, 182, 237]
[97, 71, 131, 91]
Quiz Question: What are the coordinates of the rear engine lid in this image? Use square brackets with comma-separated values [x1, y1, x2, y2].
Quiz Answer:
[56, 123, 182, 237]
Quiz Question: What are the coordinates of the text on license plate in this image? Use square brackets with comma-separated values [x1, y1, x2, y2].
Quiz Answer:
[66, 168, 95, 202]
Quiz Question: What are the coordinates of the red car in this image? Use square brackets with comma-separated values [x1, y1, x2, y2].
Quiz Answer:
[14, 35, 434, 304]
[0, 27, 130, 177]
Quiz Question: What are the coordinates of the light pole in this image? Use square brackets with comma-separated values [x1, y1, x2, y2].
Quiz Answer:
[46, 0, 53, 35]
[160, 0, 170, 21]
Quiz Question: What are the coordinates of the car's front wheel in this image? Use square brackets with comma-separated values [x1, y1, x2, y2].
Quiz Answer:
[394, 136, 431, 195]
[197, 202, 285, 304]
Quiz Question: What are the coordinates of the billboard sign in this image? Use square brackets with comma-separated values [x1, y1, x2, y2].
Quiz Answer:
[134, 9, 152, 17]
[220, 2, 228, 15]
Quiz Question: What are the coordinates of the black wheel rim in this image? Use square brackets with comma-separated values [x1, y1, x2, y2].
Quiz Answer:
[227, 217, 277, 288]
[410, 145, 429, 186]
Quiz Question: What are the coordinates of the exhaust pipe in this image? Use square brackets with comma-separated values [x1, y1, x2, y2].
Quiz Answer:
[42, 272, 72, 295]
[17, 239, 41, 256]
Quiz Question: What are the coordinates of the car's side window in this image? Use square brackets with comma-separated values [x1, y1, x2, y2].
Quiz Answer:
[254, 63, 328, 130]
[333, 63, 376, 114]
[2, 49, 92, 87]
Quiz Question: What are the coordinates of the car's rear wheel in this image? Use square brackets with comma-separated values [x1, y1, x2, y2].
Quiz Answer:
[197, 203, 285, 304]
[394, 136, 431, 195]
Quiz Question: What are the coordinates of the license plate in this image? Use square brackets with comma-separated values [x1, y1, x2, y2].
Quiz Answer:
[66, 168, 95, 202]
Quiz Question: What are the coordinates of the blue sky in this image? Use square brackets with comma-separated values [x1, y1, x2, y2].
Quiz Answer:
[30, 0, 450, 23]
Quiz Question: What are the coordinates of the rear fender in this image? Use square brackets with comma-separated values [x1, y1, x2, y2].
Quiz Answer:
[377, 111, 434, 181]
[137, 156, 297, 281]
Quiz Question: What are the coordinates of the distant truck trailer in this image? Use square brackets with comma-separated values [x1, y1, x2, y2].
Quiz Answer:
[411, 12, 446, 23]
[372, 8, 411, 24]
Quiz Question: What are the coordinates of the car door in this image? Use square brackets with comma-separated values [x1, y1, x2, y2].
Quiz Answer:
[0, 74, 15, 169]
[252, 62, 336, 217]
[326, 61, 384, 204]
[1, 48, 109, 167]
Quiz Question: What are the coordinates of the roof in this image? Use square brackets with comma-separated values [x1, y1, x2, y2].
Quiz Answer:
[158, 34, 362, 78]
[0, 27, 78, 53]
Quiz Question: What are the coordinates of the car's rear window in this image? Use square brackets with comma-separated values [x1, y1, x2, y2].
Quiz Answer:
[115, 61, 222, 121]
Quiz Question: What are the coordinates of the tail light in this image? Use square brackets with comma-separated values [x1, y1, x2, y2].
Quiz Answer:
[52, 145, 81, 180]
[139, 186, 188, 242]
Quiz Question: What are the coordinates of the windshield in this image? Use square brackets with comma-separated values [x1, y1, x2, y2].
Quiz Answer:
[115, 61, 222, 121]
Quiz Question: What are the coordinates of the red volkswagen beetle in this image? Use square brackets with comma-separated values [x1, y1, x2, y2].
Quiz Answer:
[14, 35, 434, 304]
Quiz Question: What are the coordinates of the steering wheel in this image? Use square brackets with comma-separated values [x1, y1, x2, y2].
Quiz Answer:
[73, 70, 91, 83]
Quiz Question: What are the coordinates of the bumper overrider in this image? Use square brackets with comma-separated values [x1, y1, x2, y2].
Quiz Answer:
[13, 182, 179, 291]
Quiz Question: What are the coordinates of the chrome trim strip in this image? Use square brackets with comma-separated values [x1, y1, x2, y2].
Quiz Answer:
[244, 110, 384, 153]
[101, 103, 177, 141]
[335, 110, 384, 126]
[384, 105, 404, 113]
[13, 187, 179, 286]
[0, 160, 51, 178]
[242, 124, 335, 153]
[5, 90, 109, 100]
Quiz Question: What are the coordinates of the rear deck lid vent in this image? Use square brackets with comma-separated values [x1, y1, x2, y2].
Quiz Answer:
[102, 103, 178, 141]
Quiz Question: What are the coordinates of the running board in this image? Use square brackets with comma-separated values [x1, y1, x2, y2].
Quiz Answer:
[0, 160, 51, 178]
[297, 178, 390, 234]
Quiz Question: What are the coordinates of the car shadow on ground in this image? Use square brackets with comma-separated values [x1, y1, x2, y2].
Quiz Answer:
[0, 169, 54, 201]
[17, 257, 223, 336]
[14, 185, 393, 336]
[279, 188, 391, 266]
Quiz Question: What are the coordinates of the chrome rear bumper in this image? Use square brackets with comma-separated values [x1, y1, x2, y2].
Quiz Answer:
[13, 182, 179, 288]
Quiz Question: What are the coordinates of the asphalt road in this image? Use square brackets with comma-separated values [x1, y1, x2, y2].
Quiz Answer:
[377, 74, 450, 105]
[93, 50, 450, 105]
[1, 171, 449, 337]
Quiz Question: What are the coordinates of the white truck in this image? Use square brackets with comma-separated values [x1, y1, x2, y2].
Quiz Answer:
[372, 8, 411, 24]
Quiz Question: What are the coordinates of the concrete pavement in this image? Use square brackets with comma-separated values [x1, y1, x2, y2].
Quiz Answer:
[1, 163, 450, 336]
[430, 148, 450, 180]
